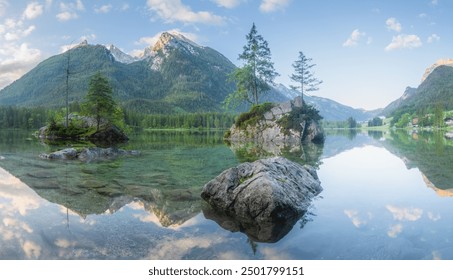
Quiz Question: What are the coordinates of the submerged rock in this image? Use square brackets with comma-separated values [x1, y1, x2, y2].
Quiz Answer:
[201, 157, 322, 241]
[40, 147, 140, 162]
[39, 148, 78, 160]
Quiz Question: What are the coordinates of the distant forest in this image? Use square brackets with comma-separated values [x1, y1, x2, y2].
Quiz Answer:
[0, 106, 235, 130]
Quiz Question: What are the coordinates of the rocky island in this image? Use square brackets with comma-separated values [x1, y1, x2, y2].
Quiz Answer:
[225, 97, 325, 146]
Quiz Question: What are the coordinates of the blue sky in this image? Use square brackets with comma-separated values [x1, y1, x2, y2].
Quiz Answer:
[0, 0, 451, 110]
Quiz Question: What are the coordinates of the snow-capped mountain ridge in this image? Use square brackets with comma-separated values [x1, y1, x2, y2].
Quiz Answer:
[107, 44, 139, 64]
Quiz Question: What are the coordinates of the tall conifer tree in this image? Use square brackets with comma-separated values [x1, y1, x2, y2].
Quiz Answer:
[290, 51, 323, 103]
[225, 23, 278, 108]
[82, 72, 116, 131]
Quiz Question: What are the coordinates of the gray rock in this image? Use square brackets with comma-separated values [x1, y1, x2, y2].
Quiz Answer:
[39, 148, 78, 160]
[227, 96, 324, 145]
[445, 132, 453, 140]
[302, 120, 325, 144]
[201, 157, 322, 236]
[39, 147, 140, 162]
[88, 125, 129, 143]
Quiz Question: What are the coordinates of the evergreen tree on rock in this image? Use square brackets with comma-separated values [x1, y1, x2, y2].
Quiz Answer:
[82, 72, 117, 131]
[225, 23, 278, 109]
[290, 51, 323, 103]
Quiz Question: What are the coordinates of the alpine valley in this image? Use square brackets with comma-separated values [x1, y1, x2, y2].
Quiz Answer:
[0, 31, 377, 121]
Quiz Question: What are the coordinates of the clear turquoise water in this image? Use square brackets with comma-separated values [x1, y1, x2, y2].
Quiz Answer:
[0, 129, 452, 259]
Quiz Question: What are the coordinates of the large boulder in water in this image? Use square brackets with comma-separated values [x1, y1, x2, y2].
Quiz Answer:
[201, 157, 322, 241]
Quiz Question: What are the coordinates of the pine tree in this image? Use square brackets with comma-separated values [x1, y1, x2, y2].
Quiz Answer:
[82, 72, 116, 131]
[290, 51, 323, 103]
[225, 23, 278, 109]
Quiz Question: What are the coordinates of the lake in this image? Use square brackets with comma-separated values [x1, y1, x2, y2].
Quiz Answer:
[0, 129, 452, 260]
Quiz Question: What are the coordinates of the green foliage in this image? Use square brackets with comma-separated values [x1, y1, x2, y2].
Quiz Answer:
[46, 119, 95, 139]
[418, 114, 434, 127]
[368, 117, 383, 127]
[346, 117, 357, 129]
[81, 72, 119, 131]
[124, 110, 235, 130]
[277, 105, 323, 132]
[434, 103, 445, 128]
[290, 51, 322, 102]
[226, 23, 278, 108]
[387, 66, 453, 118]
[234, 102, 274, 129]
[224, 65, 256, 110]
[0, 106, 50, 129]
[394, 113, 412, 128]
[391, 102, 446, 129]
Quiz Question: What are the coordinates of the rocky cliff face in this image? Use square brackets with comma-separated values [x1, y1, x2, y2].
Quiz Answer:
[421, 58, 453, 83]
[227, 97, 324, 147]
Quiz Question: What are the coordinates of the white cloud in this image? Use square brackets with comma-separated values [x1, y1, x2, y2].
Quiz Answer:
[4, 18, 20, 29]
[22, 25, 36, 37]
[146, 0, 225, 25]
[387, 224, 403, 238]
[212, 0, 243, 8]
[428, 212, 441, 221]
[431, 0, 438, 5]
[59, 43, 76, 53]
[0, 0, 8, 17]
[57, 0, 85, 21]
[59, 34, 96, 53]
[386, 17, 402, 32]
[75, 0, 84, 11]
[419, 13, 427, 18]
[385, 34, 422, 51]
[0, 18, 36, 41]
[80, 33, 96, 42]
[56, 11, 78, 21]
[259, 0, 291, 13]
[342, 29, 366, 47]
[45, 0, 53, 9]
[22, 2, 43, 20]
[120, 3, 129, 11]
[4, 32, 19, 41]
[95, 4, 112, 14]
[0, 43, 41, 86]
[0, 12, 41, 89]
[344, 210, 366, 228]
[386, 205, 423, 221]
[427, 33, 440, 43]
[23, 240, 42, 258]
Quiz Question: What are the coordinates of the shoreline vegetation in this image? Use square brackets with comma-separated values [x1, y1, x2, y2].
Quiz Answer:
[1, 105, 452, 133]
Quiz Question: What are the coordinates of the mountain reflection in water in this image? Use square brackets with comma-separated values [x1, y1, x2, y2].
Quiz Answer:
[0, 129, 453, 259]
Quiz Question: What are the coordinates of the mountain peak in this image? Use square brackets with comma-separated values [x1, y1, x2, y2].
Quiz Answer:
[421, 58, 453, 82]
[151, 31, 201, 53]
[107, 44, 138, 64]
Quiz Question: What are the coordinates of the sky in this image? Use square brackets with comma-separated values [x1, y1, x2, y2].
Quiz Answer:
[0, 0, 452, 110]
